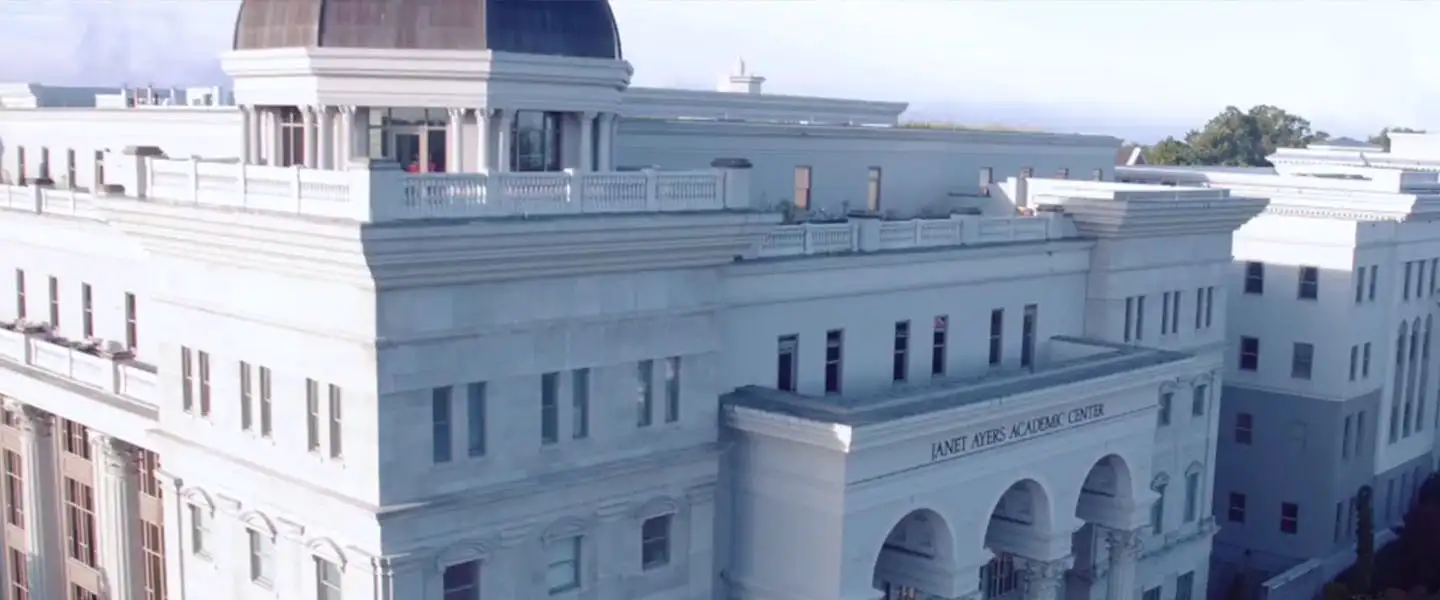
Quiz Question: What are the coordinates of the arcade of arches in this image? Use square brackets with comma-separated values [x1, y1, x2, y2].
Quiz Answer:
[872, 455, 1147, 600]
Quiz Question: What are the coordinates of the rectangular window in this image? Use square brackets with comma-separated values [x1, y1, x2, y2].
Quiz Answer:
[258, 366, 273, 437]
[636, 361, 653, 427]
[125, 292, 138, 350]
[1349, 346, 1359, 381]
[931, 316, 948, 376]
[1135, 296, 1146, 340]
[989, 309, 1004, 366]
[315, 557, 341, 600]
[1205, 286, 1214, 327]
[432, 386, 452, 463]
[664, 357, 681, 423]
[1405, 262, 1414, 299]
[70, 585, 98, 600]
[442, 561, 479, 600]
[1124, 297, 1134, 342]
[892, 321, 909, 382]
[1235, 412, 1254, 445]
[1342, 415, 1353, 459]
[1150, 482, 1166, 532]
[1433, 258, 1439, 295]
[1192, 384, 1208, 416]
[4, 450, 22, 528]
[1228, 492, 1247, 523]
[46, 276, 58, 328]
[866, 167, 882, 212]
[1170, 290, 1181, 333]
[1334, 502, 1344, 543]
[1291, 342, 1314, 380]
[1158, 393, 1172, 427]
[1177, 573, 1195, 600]
[142, 521, 165, 600]
[9, 548, 27, 600]
[61, 420, 90, 459]
[80, 283, 93, 338]
[1021, 304, 1038, 368]
[13, 269, 23, 320]
[327, 384, 343, 459]
[1369, 265, 1378, 300]
[776, 335, 798, 392]
[1162, 291, 1172, 335]
[546, 537, 582, 594]
[543, 372, 561, 443]
[1144, 587, 1161, 600]
[139, 451, 160, 499]
[793, 165, 812, 210]
[641, 514, 672, 570]
[1363, 342, 1372, 377]
[825, 329, 843, 394]
[1239, 336, 1260, 371]
[189, 505, 209, 556]
[1195, 287, 1205, 329]
[1184, 471, 1200, 522]
[1356, 268, 1366, 304]
[1298, 266, 1319, 300]
[197, 351, 211, 417]
[248, 529, 275, 586]
[1244, 261, 1265, 294]
[305, 379, 320, 452]
[467, 382, 486, 457]
[239, 362, 253, 431]
[1281, 502, 1299, 534]
[180, 347, 194, 413]
[64, 477, 96, 567]
[572, 369, 590, 439]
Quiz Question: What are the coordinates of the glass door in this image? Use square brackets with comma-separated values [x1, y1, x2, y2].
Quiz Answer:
[393, 132, 422, 173]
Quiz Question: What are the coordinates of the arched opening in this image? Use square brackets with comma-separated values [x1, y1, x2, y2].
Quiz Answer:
[1071, 455, 1139, 600]
[980, 480, 1054, 600]
[872, 509, 956, 600]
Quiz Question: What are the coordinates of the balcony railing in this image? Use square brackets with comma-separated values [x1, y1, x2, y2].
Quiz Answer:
[0, 327, 157, 405]
[753, 213, 1069, 258]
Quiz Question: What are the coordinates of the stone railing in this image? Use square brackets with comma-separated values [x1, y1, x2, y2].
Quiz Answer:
[126, 156, 749, 222]
[754, 213, 1069, 257]
[0, 184, 97, 217]
[0, 328, 157, 405]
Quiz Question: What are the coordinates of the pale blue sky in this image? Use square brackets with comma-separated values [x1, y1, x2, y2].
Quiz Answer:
[0, 0, 1432, 142]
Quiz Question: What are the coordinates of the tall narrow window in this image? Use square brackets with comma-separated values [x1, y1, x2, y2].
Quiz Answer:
[316, 557, 342, 600]
[1021, 304, 1038, 368]
[258, 366, 273, 437]
[46, 276, 58, 328]
[197, 351, 211, 417]
[1125, 297, 1134, 342]
[892, 321, 910, 382]
[1369, 265, 1378, 300]
[1195, 287, 1206, 329]
[1161, 291, 1172, 335]
[794, 166, 812, 210]
[1158, 392, 1173, 426]
[1244, 261, 1265, 294]
[664, 357, 681, 423]
[1342, 416, 1353, 459]
[142, 522, 165, 600]
[1192, 384, 1208, 416]
[327, 384, 343, 459]
[1135, 296, 1146, 340]
[64, 478, 97, 567]
[443, 561, 480, 600]
[432, 386, 453, 463]
[1239, 337, 1260, 371]
[1151, 481, 1167, 532]
[248, 529, 275, 586]
[124, 292, 138, 349]
[80, 283, 93, 338]
[13, 269, 24, 320]
[572, 369, 590, 439]
[636, 361, 653, 427]
[467, 382, 486, 457]
[932, 316, 948, 376]
[305, 379, 320, 452]
[1356, 268, 1367, 304]
[1298, 266, 1319, 300]
[867, 167, 883, 211]
[1349, 346, 1359, 381]
[1228, 492, 1247, 523]
[1280, 502, 1299, 534]
[1205, 286, 1214, 327]
[543, 372, 561, 443]
[9, 548, 28, 600]
[1184, 471, 1200, 522]
[1405, 262, 1414, 299]
[1363, 342, 1373, 377]
[825, 329, 843, 394]
[1291, 342, 1314, 380]
[239, 362, 253, 431]
[1169, 290, 1180, 333]
[989, 309, 1004, 366]
[1235, 412, 1254, 445]
[180, 347, 194, 413]
[4, 450, 23, 527]
[776, 335, 798, 392]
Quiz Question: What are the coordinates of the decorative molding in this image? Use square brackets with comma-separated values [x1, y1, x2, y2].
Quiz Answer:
[541, 516, 592, 545]
[1016, 555, 1072, 582]
[499, 524, 532, 548]
[214, 492, 243, 515]
[91, 434, 138, 474]
[1103, 527, 1144, 562]
[307, 537, 348, 571]
[1150, 473, 1170, 490]
[14, 405, 53, 437]
[1158, 380, 1179, 394]
[685, 482, 718, 505]
[434, 539, 495, 572]
[276, 516, 306, 541]
[596, 500, 633, 521]
[180, 487, 216, 513]
[633, 496, 680, 521]
[239, 510, 279, 538]
[1185, 461, 1205, 476]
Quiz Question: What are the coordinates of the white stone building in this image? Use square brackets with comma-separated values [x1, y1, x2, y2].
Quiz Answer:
[0, 1, 1261, 600]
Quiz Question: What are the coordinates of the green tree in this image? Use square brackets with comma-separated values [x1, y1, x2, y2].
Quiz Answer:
[1142, 136, 1196, 165]
[1142, 105, 1329, 167]
[1246, 104, 1329, 155]
[1368, 127, 1426, 152]
[1354, 486, 1377, 593]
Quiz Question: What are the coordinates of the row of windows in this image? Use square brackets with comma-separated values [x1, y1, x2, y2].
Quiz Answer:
[1243, 262, 1319, 300]
[12, 269, 139, 349]
[1236, 337, 1320, 380]
[1388, 317, 1432, 445]
[1225, 494, 1299, 534]
[1150, 468, 1205, 533]
[1399, 259, 1440, 302]
[180, 348, 342, 460]
[1123, 287, 1216, 344]
[1231, 410, 1323, 453]
[188, 506, 341, 598]
[1355, 264, 1379, 303]
[1340, 411, 1369, 461]
[1156, 384, 1209, 428]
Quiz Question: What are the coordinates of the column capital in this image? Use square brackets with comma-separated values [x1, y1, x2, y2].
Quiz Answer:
[338, 104, 357, 115]
[91, 434, 140, 475]
[11, 404, 54, 437]
[1016, 555, 1072, 583]
[1103, 526, 1145, 560]
[447, 107, 466, 118]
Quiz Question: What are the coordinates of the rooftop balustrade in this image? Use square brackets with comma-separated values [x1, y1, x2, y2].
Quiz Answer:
[752, 212, 1073, 257]
[0, 326, 157, 405]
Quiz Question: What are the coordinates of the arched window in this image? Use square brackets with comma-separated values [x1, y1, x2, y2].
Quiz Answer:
[1150, 473, 1170, 533]
[1392, 322, 1408, 442]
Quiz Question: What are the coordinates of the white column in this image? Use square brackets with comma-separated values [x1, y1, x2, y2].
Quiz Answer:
[447, 108, 466, 173]
[155, 470, 186, 600]
[577, 112, 596, 172]
[93, 435, 142, 600]
[315, 105, 332, 170]
[1104, 528, 1142, 600]
[239, 106, 253, 165]
[596, 113, 615, 171]
[352, 107, 372, 160]
[1018, 556, 1070, 600]
[248, 108, 263, 164]
[11, 404, 63, 600]
[338, 106, 356, 167]
[473, 109, 491, 173]
[495, 110, 513, 173]
[301, 105, 317, 168]
[267, 109, 284, 166]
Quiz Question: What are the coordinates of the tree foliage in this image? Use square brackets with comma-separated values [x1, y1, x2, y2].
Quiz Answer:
[1368, 127, 1426, 152]
[1354, 485, 1376, 593]
[1141, 105, 1329, 167]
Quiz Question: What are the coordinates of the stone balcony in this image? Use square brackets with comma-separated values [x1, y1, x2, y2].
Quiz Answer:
[0, 326, 157, 405]
[752, 212, 1074, 258]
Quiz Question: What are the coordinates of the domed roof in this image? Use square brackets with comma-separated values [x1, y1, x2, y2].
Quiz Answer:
[232, 0, 622, 60]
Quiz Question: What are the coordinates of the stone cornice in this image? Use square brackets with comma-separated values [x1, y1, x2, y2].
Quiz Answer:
[619, 117, 1122, 149]
[724, 405, 853, 453]
[1057, 194, 1268, 239]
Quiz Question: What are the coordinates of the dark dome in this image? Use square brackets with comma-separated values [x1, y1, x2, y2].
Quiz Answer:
[232, 0, 622, 60]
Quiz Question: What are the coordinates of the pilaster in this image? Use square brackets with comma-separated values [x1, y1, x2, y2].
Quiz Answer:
[686, 484, 716, 600]
[595, 501, 633, 600]
[12, 404, 63, 600]
[1017, 555, 1072, 600]
[1103, 527, 1144, 600]
[315, 105, 333, 170]
[578, 112, 596, 172]
[155, 469, 185, 600]
[597, 113, 616, 171]
[337, 106, 356, 169]
[92, 434, 142, 600]
[301, 105, 318, 169]
[239, 106, 254, 165]
[447, 108, 466, 173]
[494, 110, 514, 173]
[473, 109, 492, 173]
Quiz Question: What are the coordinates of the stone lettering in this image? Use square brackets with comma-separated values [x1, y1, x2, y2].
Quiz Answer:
[928, 402, 1107, 463]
